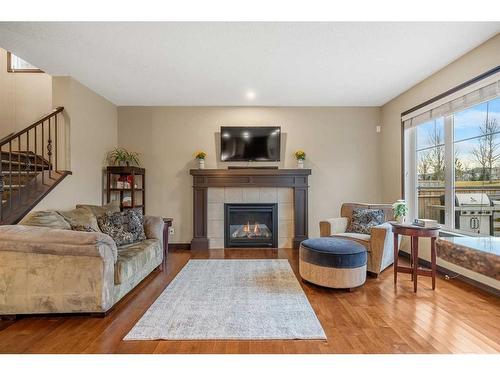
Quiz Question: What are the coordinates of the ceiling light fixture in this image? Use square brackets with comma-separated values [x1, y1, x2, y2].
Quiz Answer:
[245, 91, 256, 100]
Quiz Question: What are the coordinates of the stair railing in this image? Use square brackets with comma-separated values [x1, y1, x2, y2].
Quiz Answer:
[0, 107, 64, 222]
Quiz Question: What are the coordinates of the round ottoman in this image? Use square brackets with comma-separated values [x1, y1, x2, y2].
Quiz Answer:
[299, 237, 367, 289]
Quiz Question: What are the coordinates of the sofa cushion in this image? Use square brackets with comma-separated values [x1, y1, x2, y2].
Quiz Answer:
[346, 208, 385, 235]
[58, 208, 100, 232]
[77, 201, 120, 218]
[115, 239, 161, 284]
[19, 210, 71, 230]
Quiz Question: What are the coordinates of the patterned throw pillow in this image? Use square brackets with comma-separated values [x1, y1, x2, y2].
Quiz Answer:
[346, 208, 385, 235]
[97, 212, 135, 246]
[123, 208, 146, 242]
[97, 209, 146, 246]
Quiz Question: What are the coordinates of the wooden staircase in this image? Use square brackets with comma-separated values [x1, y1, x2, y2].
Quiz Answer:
[0, 107, 71, 225]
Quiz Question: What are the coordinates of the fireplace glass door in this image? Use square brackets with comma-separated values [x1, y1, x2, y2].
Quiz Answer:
[224, 203, 278, 248]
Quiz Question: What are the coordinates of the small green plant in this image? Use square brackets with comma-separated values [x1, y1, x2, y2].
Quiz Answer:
[194, 151, 207, 160]
[294, 150, 306, 160]
[392, 199, 408, 219]
[107, 147, 141, 167]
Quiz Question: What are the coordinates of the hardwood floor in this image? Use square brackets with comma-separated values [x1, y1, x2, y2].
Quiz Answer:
[0, 248, 499, 354]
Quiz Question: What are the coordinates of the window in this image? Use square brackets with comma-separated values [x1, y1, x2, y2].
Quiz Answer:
[403, 75, 500, 237]
[7, 52, 43, 73]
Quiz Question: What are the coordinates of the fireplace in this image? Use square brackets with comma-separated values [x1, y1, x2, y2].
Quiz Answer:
[224, 203, 278, 248]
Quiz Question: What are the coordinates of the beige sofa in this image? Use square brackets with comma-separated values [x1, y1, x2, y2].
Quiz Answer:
[0, 205, 164, 317]
[319, 203, 394, 276]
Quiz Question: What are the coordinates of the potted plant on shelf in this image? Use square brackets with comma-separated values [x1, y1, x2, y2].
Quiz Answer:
[107, 147, 141, 167]
[195, 151, 207, 169]
[294, 150, 306, 169]
[392, 199, 408, 224]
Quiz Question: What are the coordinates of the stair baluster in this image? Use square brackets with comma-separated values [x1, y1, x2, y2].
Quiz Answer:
[0, 107, 71, 224]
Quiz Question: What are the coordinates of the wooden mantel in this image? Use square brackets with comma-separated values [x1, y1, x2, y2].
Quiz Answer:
[190, 168, 312, 250]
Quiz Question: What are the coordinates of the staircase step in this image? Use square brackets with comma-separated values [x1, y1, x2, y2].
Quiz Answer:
[2, 170, 33, 175]
[0, 170, 71, 225]
[1, 152, 51, 168]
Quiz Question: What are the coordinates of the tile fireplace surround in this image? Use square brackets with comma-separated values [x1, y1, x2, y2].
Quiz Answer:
[190, 169, 311, 250]
[209, 187, 293, 249]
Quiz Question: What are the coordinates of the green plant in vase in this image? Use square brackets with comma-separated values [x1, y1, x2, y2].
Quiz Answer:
[107, 147, 141, 167]
[195, 151, 207, 169]
[392, 200, 408, 224]
[294, 150, 306, 169]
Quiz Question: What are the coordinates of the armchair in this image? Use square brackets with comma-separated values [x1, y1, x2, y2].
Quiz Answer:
[319, 203, 395, 276]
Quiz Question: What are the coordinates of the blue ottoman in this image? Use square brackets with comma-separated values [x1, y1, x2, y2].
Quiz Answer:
[299, 237, 367, 289]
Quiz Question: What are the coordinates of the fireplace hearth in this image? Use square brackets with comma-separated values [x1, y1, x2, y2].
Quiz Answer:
[225, 203, 278, 248]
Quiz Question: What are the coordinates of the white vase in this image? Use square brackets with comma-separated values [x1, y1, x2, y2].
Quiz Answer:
[297, 159, 304, 169]
[198, 159, 205, 169]
[396, 216, 405, 224]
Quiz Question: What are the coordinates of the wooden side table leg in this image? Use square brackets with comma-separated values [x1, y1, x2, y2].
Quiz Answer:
[393, 232, 398, 285]
[410, 236, 414, 281]
[413, 236, 419, 292]
[431, 236, 436, 290]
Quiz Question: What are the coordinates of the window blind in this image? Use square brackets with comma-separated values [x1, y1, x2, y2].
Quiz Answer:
[403, 74, 500, 129]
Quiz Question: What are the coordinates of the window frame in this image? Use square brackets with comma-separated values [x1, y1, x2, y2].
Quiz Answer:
[7, 51, 44, 73]
[401, 65, 500, 234]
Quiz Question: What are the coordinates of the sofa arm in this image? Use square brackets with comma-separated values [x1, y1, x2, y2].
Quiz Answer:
[319, 217, 349, 236]
[144, 216, 164, 248]
[0, 225, 117, 314]
[0, 225, 117, 263]
[369, 222, 394, 274]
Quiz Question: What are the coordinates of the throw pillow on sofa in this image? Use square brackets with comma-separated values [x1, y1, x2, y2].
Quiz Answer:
[76, 201, 121, 218]
[98, 212, 135, 246]
[123, 208, 146, 242]
[97, 209, 146, 246]
[346, 208, 385, 235]
[58, 208, 101, 232]
[19, 210, 72, 230]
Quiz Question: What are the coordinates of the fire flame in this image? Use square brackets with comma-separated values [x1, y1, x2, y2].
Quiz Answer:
[241, 222, 262, 236]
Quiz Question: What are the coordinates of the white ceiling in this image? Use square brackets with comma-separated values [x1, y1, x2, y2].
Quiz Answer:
[0, 22, 498, 106]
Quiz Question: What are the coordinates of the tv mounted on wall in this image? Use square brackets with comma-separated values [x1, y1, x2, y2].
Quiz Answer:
[220, 126, 281, 162]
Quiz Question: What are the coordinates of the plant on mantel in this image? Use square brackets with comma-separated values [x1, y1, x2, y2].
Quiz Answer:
[107, 147, 141, 167]
[194, 151, 207, 169]
[294, 150, 306, 169]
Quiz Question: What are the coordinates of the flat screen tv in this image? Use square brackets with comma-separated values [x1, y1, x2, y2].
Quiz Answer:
[220, 126, 281, 162]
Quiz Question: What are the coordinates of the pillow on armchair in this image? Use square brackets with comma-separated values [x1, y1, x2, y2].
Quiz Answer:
[346, 208, 385, 235]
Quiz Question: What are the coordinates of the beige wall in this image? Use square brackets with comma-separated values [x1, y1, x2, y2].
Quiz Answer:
[0, 48, 52, 136]
[380, 33, 500, 290]
[34, 77, 118, 210]
[118, 106, 382, 243]
[379, 33, 500, 203]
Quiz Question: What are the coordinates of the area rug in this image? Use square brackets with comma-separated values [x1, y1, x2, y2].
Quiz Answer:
[124, 259, 326, 340]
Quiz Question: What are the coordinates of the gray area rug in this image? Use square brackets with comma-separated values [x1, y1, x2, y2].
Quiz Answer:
[124, 259, 326, 340]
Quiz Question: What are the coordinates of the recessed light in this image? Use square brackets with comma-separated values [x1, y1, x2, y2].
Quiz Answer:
[245, 91, 256, 100]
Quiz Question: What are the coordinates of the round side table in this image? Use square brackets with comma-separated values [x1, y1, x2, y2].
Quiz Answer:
[390, 222, 440, 292]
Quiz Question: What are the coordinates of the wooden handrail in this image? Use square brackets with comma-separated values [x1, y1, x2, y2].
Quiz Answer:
[0, 132, 15, 144]
[0, 107, 64, 147]
[0, 106, 66, 223]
